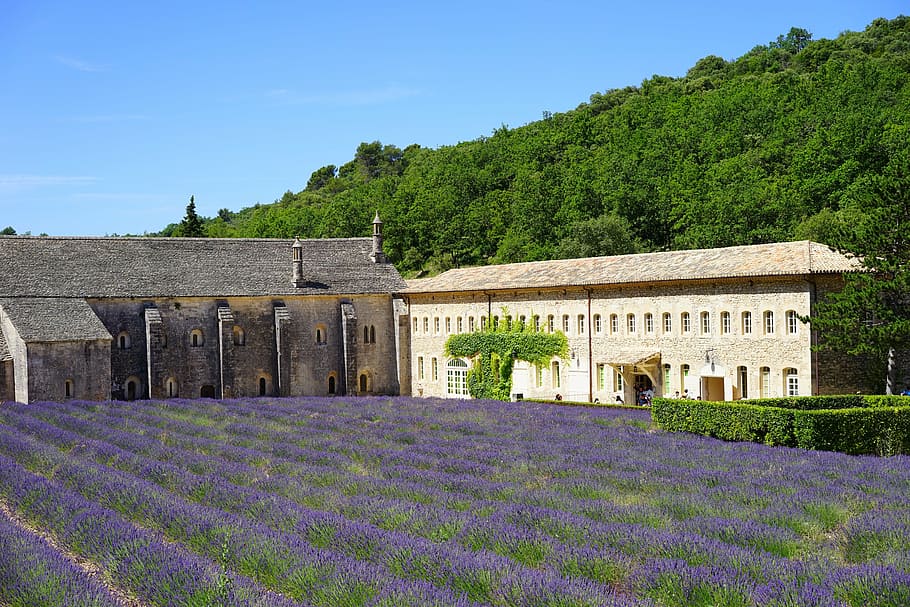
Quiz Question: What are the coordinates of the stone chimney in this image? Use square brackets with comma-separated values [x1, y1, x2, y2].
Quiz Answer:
[292, 237, 304, 287]
[370, 211, 386, 264]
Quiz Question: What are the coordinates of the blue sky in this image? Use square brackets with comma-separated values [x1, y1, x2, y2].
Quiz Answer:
[1, 1, 905, 236]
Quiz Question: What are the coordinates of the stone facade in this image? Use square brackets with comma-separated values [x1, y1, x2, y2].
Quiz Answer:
[0, 219, 408, 404]
[403, 241, 872, 403]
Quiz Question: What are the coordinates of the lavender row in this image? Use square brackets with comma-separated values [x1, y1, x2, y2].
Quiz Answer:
[0, 507, 123, 607]
[0, 452, 302, 607]
[0, 420, 634, 607]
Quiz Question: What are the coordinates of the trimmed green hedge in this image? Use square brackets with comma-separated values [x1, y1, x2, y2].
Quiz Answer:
[652, 396, 910, 455]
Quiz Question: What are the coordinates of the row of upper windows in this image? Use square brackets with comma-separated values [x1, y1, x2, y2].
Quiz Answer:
[116, 323, 381, 350]
[412, 310, 802, 337]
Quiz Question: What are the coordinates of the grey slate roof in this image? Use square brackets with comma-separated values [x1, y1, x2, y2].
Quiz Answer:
[0, 236, 406, 298]
[404, 241, 859, 294]
[0, 298, 112, 342]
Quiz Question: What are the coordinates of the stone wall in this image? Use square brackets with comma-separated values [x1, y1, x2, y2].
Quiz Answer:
[89, 293, 402, 401]
[25, 340, 111, 403]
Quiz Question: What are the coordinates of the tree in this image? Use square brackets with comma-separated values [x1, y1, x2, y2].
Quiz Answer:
[809, 138, 910, 393]
[0, 226, 15, 235]
[177, 195, 205, 237]
[555, 213, 643, 259]
[305, 165, 337, 191]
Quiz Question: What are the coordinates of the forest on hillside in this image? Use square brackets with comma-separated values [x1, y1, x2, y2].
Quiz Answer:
[160, 17, 910, 276]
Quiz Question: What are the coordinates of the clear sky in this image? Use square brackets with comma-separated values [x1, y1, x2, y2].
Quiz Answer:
[1, 1, 905, 236]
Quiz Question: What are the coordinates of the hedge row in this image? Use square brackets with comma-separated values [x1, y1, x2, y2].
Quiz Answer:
[651, 396, 910, 456]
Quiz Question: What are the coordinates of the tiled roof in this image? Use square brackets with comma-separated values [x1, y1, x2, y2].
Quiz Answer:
[0, 236, 406, 298]
[404, 241, 858, 294]
[0, 298, 111, 342]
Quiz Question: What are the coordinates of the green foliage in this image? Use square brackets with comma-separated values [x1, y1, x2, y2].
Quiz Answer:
[445, 315, 568, 401]
[807, 132, 910, 392]
[652, 395, 910, 455]
[155, 17, 910, 277]
[0, 226, 15, 235]
[175, 195, 205, 237]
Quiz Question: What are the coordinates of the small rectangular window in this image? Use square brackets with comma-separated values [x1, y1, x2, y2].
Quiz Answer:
[418, 356, 424, 380]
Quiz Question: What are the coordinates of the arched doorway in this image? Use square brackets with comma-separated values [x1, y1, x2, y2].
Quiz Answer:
[200, 385, 216, 398]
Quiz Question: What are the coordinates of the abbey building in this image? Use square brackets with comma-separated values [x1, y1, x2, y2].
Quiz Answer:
[0, 216, 408, 403]
[0, 221, 875, 404]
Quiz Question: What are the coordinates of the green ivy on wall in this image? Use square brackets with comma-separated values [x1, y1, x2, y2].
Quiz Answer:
[445, 316, 568, 400]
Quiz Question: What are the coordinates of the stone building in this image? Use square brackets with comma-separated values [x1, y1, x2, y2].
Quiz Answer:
[0, 215, 409, 403]
[402, 241, 868, 403]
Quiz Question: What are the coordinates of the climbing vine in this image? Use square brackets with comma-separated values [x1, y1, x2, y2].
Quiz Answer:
[445, 314, 568, 401]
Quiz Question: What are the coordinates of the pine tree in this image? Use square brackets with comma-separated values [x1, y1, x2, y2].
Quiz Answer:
[178, 195, 205, 237]
[810, 137, 910, 393]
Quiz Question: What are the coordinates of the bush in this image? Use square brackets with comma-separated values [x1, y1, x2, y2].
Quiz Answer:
[653, 396, 910, 455]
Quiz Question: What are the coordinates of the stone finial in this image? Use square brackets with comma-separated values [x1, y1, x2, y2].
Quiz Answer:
[292, 237, 304, 287]
[371, 212, 385, 264]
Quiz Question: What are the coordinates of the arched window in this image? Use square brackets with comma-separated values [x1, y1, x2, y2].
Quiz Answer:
[328, 374, 337, 395]
[738, 366, 748, 399]
[364, 325, 370, 343]
[551, 361, 561, 389]
[786, 310, 799, 335]
[577, 315, 585, 334]
[663, 312, 672, 333]
[190, 329, 204, 347]
[610, 314, 619, 334]
[369, 325, 376, 343]
[562, 314, 570, 333]
[700, 311, 711, 334]
[764, 311, 775, 334]
[64, 379, 74, 399]
[259, 377, 267, 396]
[446, 359, 469, 396]
[315, 324, 327, 345]
[645, 313, 654, 334]
[594, 314, 602, 334]
[681, 312, 691, 333]
[760, 366, 771, 397]
[124, 376, 142, 401]
[721, 311, 731, 334]
[359, 372, 371, 394]
[117, 331, 131, 350]
[457, 317, 463, 333]
[431, 357, 438, 381]
[468, 316, 476, 332]
[742, 311, 753, 335]
[232, 325, 245, 346]
[627, 314, 637, 334]
[166, 377, 178, 398]
[547, 315, 555, 333]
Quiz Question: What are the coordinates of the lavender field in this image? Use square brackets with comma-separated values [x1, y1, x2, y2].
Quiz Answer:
[0, 397, 908, 607]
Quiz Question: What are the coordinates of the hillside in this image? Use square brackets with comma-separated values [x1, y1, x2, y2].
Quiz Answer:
[160, 17, 910, 275]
